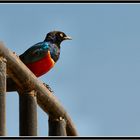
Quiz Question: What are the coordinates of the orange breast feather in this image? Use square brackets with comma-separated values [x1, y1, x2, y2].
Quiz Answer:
[26, 51, 55, 77]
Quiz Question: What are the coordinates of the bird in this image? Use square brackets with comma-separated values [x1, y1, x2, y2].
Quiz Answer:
[19, 31, 72, 77]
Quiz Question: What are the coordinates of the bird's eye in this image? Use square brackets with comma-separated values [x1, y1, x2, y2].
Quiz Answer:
[60, 33, 63, 38]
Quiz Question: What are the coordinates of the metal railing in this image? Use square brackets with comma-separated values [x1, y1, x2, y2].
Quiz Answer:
[0, 42, 78, 136]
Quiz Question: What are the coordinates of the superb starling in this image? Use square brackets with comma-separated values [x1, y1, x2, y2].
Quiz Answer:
[19, 31, 72, 77]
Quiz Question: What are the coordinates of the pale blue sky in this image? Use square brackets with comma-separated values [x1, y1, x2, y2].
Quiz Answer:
[0, 3, 140, 136]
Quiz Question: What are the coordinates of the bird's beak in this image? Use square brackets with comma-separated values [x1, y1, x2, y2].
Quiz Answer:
[63, 36, 72, 40]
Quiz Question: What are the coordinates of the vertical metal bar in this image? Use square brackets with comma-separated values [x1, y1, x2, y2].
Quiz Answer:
[48, 116, 67, 136]
[0, 57, 6, 136]
[19, 90, 37, 136]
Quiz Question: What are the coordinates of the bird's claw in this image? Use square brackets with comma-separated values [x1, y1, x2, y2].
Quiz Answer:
[43, 83, 54, 94]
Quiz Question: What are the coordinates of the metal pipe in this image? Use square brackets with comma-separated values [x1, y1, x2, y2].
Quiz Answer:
[0, 57, 6, 136]
[48, 116, 67, 136]
[19, 90, 37, 136]
[0, 42, 78, 136]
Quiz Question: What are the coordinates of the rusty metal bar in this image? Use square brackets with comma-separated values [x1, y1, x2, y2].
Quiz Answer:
[0, 42, 78, 136]
[7, 77, 17, 92]
[48, 116, 67, 136]
[19, 90, 37, 136]
[0, 57, 6, 136]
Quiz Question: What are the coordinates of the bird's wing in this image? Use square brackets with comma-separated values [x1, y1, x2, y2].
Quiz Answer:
[29, 42, 49, 56]
[19, 42, 50, 64]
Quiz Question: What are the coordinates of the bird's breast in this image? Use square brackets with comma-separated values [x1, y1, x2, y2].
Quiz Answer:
[26, 51, 55, 77]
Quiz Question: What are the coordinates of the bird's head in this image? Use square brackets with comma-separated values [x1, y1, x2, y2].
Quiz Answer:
[44, 31, 72, 46]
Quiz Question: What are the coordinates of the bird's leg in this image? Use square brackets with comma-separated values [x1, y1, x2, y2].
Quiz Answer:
[43, 83, 54, 94]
